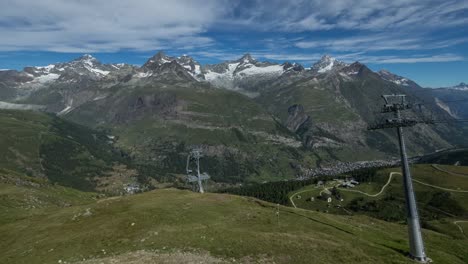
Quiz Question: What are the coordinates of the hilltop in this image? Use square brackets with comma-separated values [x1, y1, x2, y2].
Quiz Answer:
[1, 182, 467, 264]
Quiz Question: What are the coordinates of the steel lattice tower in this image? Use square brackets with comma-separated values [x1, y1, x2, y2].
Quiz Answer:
[368, 94, 430, 263]
[186, 149, 210, 193]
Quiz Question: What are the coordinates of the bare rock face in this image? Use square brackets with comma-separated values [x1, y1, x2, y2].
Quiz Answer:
[286, 104, 309, 132]
[111, 91, 179, 124]
[285, 104, 314, 147]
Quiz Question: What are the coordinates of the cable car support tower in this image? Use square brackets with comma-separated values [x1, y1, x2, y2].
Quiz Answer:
[368, 94, 431, 263]
[186, 149, 210, 193]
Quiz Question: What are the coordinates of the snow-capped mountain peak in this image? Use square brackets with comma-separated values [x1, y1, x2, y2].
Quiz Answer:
[136, 52, 201, 81]
[176, 55, 202, 77]
[21, 54, 131, 85]
[142, 51, 177, 71]
[312, 55, 347, 73]
[282, 62, 305, 72]
[442, 82, 468, 91]
[73, 54, 99, 66]
[237, 53, 255, 64]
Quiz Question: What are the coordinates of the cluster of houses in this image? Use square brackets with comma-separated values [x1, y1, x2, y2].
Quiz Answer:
[302, 159, 399, 178]
[308, 178, 359, 204]
[339, 179, 360, 188]
[123, 183, 141, 194]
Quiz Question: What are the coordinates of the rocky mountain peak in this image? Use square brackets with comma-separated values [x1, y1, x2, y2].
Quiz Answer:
[338, 61, 366, 76]
[282, 62, 304, 72]
[237, 53, 255, 64]
[73, 54, 100, 65]
[175, 55, 201, 77]
[312, 55, 347, 73]
[376, 69, 419, 88]
[177, 54, 194, 62]
[153, 51, 168, 60]
[142, 51, 176, 71]
[377, 69, 404, 81]
[79, 54, 96, 60]
[448, 82, 468, 91]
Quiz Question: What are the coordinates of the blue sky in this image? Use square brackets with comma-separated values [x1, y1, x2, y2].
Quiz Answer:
[0, 0, 467, 87]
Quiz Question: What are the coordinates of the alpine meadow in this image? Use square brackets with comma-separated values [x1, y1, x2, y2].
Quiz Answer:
[1, 1, 468, 263]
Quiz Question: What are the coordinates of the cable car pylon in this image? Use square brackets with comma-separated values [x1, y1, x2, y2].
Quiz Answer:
[186, 148, 210, 193]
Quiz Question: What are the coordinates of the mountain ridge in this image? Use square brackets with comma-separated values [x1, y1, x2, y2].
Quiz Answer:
[0, 51, 467, 186]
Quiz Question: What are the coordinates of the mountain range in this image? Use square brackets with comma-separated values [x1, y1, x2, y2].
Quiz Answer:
[1, 52, 467, 189]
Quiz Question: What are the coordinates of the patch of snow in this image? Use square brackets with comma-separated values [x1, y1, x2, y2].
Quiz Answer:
[0, 101, 45, 110]
[194, 64, 201, 75]
[136, 72, 153, 78]
[93, 95, 107, 101]
[161, 57, 172, 64]
[36, 64, 55, 71]
[435, 98, 459, 118]
[81, 55, 96, 67]
[84, 65, 110, 76]
[318, 58, 335, 73]
[204, 62, 239, 81]
[227, 63, 239, 75]
[239, 64, 284, 75]
[35, 73, 60, 83]
[380, 76, 409, 86]
[58, 106, 72, 115]
[204, 71, 223, 81]
[91, 68, 110, 76]
[450, 83, 468, 91]
[58, 99, 73, 116]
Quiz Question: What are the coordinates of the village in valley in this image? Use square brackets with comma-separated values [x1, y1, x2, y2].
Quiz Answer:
[290, 177, 362, 213]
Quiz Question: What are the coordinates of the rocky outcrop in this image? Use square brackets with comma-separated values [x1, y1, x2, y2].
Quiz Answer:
[111, 91, 179, 124]
[285, 104, 314, 147]
[286, 104, 309, 132]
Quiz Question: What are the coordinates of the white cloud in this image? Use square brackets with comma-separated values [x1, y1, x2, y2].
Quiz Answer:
[368, 54, 465, 64]
[0, 0, 466, 57]
[0, 0, 228, 52]
[340, 53, 465, 64]
[295, 35, 468, 52]
[254, 53, 323, 62]
[225, 0, 468, 32]
[190, 50, 324, 63]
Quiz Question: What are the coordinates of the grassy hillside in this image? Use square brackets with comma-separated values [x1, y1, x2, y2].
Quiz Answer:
[0, 109, 131, 192]
[0, 172, 97, 225]
[0, 184, 466, 264]
[66, 84, 309, 184]
[288, 164, 468, 239]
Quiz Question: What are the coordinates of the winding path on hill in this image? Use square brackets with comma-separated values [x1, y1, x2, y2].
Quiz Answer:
[290, 172, 397, 208]
[290, 170, 468, 237]
[338, 172, 397, 197]
[411, 178, 468, 193]
[453, 220, 468, 238]
[432, 164, 468, 177]
[290, 170, 468, 208]
[290, 188, 319, 208]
